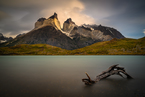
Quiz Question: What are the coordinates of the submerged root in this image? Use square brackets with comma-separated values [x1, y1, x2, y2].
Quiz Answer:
[82, 64, 133, 85]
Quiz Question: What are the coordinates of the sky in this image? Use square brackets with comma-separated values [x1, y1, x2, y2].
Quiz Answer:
[0, 0, 145, 39]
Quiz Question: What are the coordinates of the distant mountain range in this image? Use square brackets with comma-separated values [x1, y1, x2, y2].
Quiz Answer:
[0, 13, 125, 50]
[0, 33, 13, 43]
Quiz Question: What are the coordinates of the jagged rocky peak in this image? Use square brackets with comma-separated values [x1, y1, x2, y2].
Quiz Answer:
[49, 12, 58, 19]
[63, 18, 77, 33]
[34, 12, 61, 31]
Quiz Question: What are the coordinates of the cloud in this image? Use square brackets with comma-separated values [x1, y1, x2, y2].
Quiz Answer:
[0, 10, 10, 20]
[0, 0, 95, 37]
[0, 0, 145, 38]
[40, 0, 95, 26]
[80, 0, 145, 38]
[0, 10, 40, 37]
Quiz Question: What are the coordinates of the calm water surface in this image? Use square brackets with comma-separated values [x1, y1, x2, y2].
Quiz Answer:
[0, 56, 145, 97]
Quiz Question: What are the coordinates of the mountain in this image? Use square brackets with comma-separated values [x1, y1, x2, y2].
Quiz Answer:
[0, 33, 13, 43]
[0, 13, 125, 50]
[62, 18, 125, 48]
[0, 13, 78, 50]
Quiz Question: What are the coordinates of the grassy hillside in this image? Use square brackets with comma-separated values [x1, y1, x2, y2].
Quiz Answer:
[0, 44, 68, 55]
[70, 37, 145, 55]
[0, 37, 145, 55]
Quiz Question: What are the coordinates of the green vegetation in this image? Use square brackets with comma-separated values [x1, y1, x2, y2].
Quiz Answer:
[0, 37, 145, 55]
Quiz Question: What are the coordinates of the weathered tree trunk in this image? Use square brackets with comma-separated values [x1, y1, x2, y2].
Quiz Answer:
[82, 64, 133, 85]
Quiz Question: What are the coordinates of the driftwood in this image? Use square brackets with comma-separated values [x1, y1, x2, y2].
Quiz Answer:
[82, 64, 133, 85]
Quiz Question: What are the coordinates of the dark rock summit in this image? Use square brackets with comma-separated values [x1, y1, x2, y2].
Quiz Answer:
[64, 18, 75, 24]
[37, 18, 46, 22]
[49, 12, 58, 19]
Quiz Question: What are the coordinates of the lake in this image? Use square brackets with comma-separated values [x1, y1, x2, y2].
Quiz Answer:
[0, 55, 145, 97]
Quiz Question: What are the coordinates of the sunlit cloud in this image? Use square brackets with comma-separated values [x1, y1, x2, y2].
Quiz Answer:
[40, 0, 95, 26]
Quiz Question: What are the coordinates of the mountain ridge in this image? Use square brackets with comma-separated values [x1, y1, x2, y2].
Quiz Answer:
[0, 12, 125, 50]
